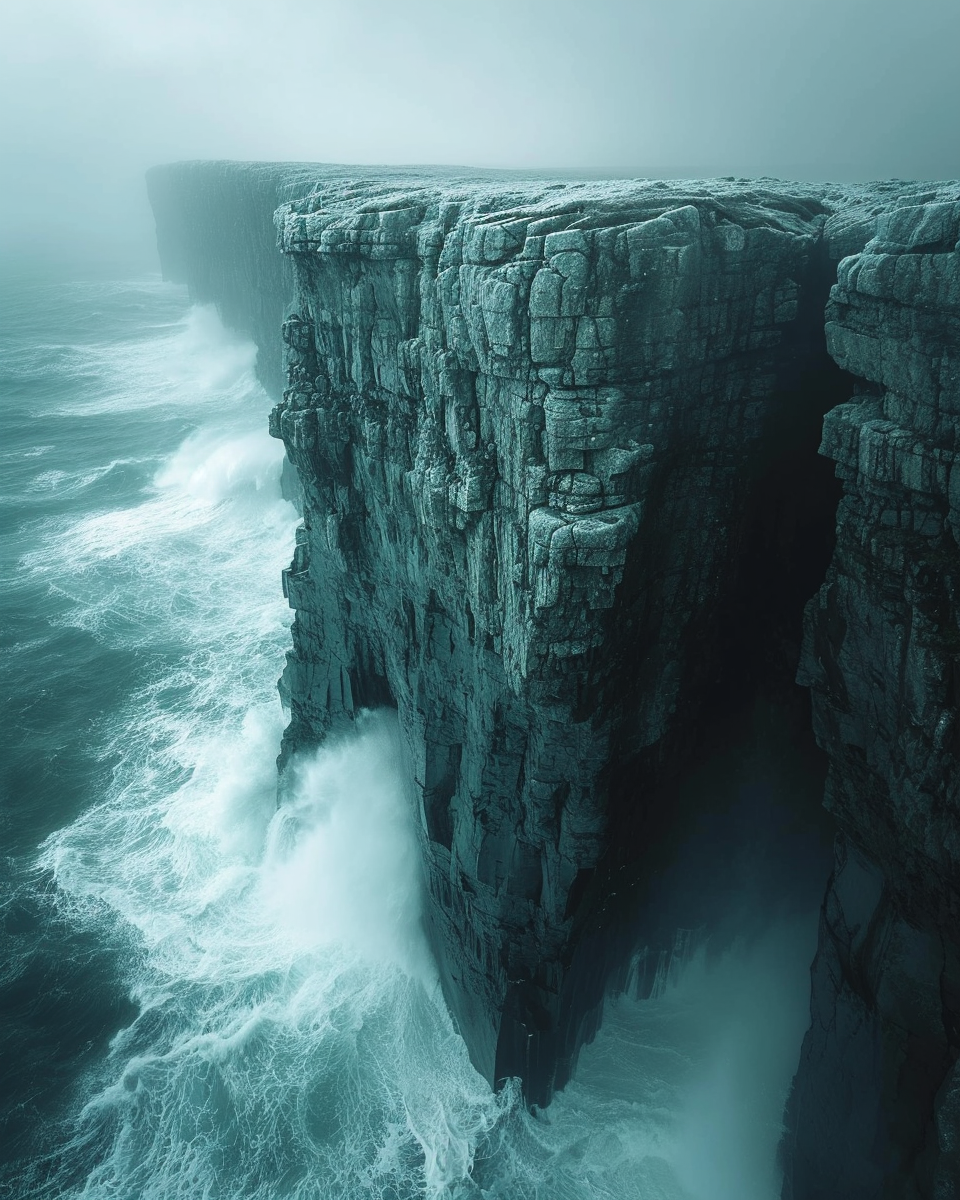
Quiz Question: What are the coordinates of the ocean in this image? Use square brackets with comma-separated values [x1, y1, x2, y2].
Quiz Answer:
[0, 268, 820, 1199]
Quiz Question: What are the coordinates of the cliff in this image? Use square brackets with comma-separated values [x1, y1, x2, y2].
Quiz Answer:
[783, 200, 960, 1198]
[145, 162, 549, 396]
[146, 161, 319, 395]
[148, 162, 960, 1195]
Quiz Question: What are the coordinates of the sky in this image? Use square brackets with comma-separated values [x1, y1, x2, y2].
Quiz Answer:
[2, 0, 959, 270]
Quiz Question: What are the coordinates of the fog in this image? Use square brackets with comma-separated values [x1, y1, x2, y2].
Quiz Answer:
[2, 0, 959, 268]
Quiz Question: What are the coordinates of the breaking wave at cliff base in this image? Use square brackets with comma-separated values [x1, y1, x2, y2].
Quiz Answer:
[3, 279, 816, 1199]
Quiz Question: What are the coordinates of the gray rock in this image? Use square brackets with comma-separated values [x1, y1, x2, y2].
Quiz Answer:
[148, 163, 960, 1187]
[268, 173, 841, 1104]
[790, 183, 960, 1198]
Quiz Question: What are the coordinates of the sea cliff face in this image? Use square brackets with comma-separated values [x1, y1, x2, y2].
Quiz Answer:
[783, 200, 960, 1198]
[148, 162, 960, 1193]
[271, 175, 854, 1104]
[147, 161, 351, 396]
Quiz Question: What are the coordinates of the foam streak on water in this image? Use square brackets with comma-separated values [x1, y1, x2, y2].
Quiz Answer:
[19, 294, 503, 1200]
[8, 282, 816, 1200]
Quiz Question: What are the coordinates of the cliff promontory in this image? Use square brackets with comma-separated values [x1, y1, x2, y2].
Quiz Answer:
[148, 163, 960, 1196]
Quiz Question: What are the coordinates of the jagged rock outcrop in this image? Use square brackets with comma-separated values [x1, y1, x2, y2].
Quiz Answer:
[145, 162, 532, 396]
[148, 162, 960, 1192]
[784, 198, 960, 1199]
[268, 174, 858, 1104]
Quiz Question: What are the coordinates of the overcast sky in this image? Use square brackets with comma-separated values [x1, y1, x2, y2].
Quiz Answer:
[2, 0, 959, 270]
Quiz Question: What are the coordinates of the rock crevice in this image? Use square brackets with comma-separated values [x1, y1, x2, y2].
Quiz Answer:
[784, 199, 960, 1199]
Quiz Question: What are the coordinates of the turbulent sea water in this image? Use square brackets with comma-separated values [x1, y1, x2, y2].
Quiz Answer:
[1, 271, 820, 1199]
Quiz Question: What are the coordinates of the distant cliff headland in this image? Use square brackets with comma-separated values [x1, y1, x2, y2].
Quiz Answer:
[148, 162, 960, 1198]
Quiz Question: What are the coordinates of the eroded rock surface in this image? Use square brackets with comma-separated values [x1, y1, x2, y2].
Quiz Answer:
[785, 198, 960, 1199]
[148, 163, 960, 1191]
[268, 174, 860, 1103]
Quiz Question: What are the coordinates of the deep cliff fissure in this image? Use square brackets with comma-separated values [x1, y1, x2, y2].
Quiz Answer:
[147, 164, 960, 1197]
[528, 243, 851, 1101]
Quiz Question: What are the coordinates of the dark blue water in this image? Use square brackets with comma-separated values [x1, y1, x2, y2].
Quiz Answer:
[0, 276, 192, 1181]
[0, 271, 819, 1199]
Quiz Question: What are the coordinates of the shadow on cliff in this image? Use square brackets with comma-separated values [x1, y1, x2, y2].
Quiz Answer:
[549, 267, 855, 1108]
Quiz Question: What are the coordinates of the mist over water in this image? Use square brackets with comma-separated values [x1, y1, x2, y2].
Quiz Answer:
[1, 277, 820, 1199]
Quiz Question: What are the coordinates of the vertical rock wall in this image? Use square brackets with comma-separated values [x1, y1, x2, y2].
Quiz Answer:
[270, 178, 841, 1102]
[146, 161, 320, 395]
[147, 163, 960, 1188]
[785, 199, 960, 1198]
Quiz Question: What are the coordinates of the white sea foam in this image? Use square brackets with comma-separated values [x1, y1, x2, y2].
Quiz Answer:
[46, 299, 259, 419]
[29, 459, 142, 496]
[44, 706, 500, 1200]
[29, 291, 816, 1200]
[262, 722, 435, 979]
[33, 299, 505, 1198]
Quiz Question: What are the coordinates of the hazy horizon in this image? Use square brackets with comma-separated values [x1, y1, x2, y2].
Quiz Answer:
[3, 0, 959, 271]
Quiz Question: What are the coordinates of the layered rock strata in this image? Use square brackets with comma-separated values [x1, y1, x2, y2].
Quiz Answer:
[268, 175, 856, 1103]
[148, 163, 960, 1192]
[146, 162, 542, 395]
[784, 198, 960, 1199]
